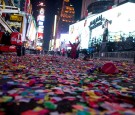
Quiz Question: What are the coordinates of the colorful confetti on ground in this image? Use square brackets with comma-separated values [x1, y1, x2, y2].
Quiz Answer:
[0, 54, 135, 115]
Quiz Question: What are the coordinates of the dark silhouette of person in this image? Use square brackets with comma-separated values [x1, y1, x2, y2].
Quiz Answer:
[22, 44, 26, 56]
[67, 49, 71, 58]
[1, 31, 11, 45]
[69, 41, 80, 59]
[16, 45, 22, 56]
[76, 49, 80, 59]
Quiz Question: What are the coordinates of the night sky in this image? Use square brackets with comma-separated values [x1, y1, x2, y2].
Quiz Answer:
[70, 0, 82, 20]
[31, 0, 82, 50]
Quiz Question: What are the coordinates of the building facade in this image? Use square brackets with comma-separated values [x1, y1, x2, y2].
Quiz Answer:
[49, 0, 75, 50]
[81, 0, 134, 19]
[58, 0, 75, 34]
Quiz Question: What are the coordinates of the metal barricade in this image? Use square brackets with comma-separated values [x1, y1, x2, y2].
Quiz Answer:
[93, 51, 135, 62]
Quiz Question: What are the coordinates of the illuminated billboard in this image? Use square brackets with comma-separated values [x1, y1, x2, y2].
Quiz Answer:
[69, 19, 90, 49]
[37, 15, 45, 22]
[69, 2, 135, 48]
[27, 20, 37, 41]
[36, 8, 45, 48]
[60, 34, 70, 49]
[26, 18, 37, 41]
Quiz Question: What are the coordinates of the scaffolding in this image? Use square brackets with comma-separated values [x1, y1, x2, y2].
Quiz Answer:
[0, 0, 20, 32]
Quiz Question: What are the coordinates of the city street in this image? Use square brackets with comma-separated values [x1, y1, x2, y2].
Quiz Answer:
[0, 54, 135, 115]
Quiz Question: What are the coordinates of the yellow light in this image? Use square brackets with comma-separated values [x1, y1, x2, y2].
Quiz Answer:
[64, 0, 69, 2]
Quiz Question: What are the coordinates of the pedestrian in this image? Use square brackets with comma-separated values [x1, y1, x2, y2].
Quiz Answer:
[76, 49, 80, 59]
[16, 45, 22, 56]
[67, 49, 71, 58]
[22, 43, 26, 56]
[61, 48, 66, 56]
[69, 41, 80, 59]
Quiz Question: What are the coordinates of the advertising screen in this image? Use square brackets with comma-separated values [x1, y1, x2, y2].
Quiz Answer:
[37, 15, 45, 22]
[60, 34, 70, 49]
[37, 33, 43, 39]
[89, 2, 135, 46]
[69, 20, 90, 49]
[36, 8, 45, 47]
[27, 20, 37, 41]
[69, 2, 135, 48]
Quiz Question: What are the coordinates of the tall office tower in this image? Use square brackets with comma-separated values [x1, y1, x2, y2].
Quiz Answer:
[81, 0, 114, 19]
[58, 0, 75, 35]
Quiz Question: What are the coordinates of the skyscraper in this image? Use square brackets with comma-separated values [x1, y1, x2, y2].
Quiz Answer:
[49, 0, 75, 50]
[58, 0, 75, 35]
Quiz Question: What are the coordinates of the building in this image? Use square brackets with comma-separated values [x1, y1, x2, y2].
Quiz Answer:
[0, 0, 36, 53]
[81, 0, 92, 19]
[70, 1, 135, 51]
[49, 0, 75, 50]
[58, 0, 75, 34]
[81, 0, 135, 19]
[35, 1, 46, 50]
[81, 0, 114, 19]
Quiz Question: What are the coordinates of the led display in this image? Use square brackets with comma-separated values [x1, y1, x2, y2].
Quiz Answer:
[69, 2, 135, 48]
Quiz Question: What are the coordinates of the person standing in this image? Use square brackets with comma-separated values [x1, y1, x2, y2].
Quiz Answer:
[16, 45, 22, 56]
[67, 49, 71, 58]
[69, 41, 80, 59]
[22, 44, 26, 56]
